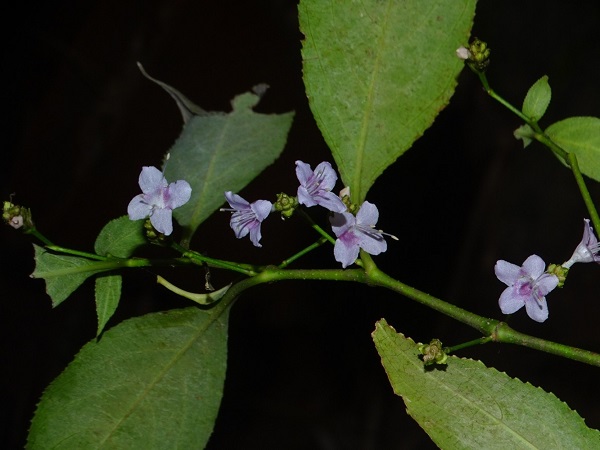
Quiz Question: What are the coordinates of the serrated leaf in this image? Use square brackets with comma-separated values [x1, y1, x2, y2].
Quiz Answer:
[28, 305, 231, 449]
[31, 244, 113, 307]
[372, 319, 600, 449]
[546, 116, 600, 182]
[143, 72, 294, 244]
[300, 0, 477, 202]
[94, 216, 147, 258]
[95, 274, 122, 336]
[522, 75, 551, 121]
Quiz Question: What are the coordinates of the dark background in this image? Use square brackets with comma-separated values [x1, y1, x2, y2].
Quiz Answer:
[2, 1, 599, 448]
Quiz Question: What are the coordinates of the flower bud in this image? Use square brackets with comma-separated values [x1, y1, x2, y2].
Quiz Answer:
[3, 200, 34, 231]
[547, 263, 568, 288]
[274, 192, 298, 219]
[463, 38, 491, 72]
[418, 339, 448, 366]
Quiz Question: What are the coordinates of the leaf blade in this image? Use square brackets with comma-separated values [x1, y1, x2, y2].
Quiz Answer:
[300, 0, 477, 201]
[28, 305, 230, 449]
[545, 116, 600, 182]
[522, 75, 551, 121]
[95, 274, 122, 336]
[94, 216, 146, 258]
[372, 319, 600, 449]
[31, 244, 111, 307]
[143, 77, 294, 243]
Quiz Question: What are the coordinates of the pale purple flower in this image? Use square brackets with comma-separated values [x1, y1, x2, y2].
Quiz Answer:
[127, 166, 192, 236]
[563, 219, 600, 268]
[222, 191, 272, 247]
[330, 201, 389, 268]
[494, 255, 559, 323]
[296, 160, 347, 213]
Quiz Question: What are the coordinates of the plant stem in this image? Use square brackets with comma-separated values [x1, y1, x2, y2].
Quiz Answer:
[278, 237, 328, 268]
[297, 209, 336, 245]
[445, 336, 492, 354]
[227, 265, 600, 366]
[477, 71, 600, 240]
[566, 153, 600, 233]
[170, 241, 258, 276]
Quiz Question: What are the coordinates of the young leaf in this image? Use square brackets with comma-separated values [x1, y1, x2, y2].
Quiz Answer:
[94, 216, 146, 258]
[522, 75, 551, 121]
[31, 244, 113, 307]
[372, 319, 600, 449]
[546, 116, 600, 182]
[95, 274, 122, 336]
[300, 0, 477, 202]
[141, 69, 294, 244]
[28, 305, 231, 449]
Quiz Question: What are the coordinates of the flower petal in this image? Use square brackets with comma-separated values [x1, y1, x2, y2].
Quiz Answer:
[127, 195, 151, 220]
[314, 191, 347, 213]
[225, 191, 250, 210]
[248, 222, 263, 247]
[535, 273, 559, 297]
[150, 208, 173, 235]
[357, 231, 387, 256]
[498, 287, 525, 314]
[251, 200, 273, 222]
[356, 201, 379, 226]
[295, 160, 312, 186]
[311, 161, 338, 191]
[330, 212, 354, 237]
[525, 296, 549, 322]
[297, 185, 317, 207]
[521, 254, 545, 279]
[494, 260, 521, 286]
[138, 166, 167, 194]
[334, 237, 360, 268]
[167, 180, 192, 209]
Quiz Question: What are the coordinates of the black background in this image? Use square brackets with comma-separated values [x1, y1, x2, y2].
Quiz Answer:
[2, 1, 599, 448]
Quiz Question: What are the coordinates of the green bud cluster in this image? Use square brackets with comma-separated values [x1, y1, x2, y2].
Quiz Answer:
[3, 200, 34, 231]
[274, 192, 298, 219]
[144, 219, 168, 245]
[418, 339, 448, 366]
[547, 263, 569, 288]
[467, 38, 491, 72]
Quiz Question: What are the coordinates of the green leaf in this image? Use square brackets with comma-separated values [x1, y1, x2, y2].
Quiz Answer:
[95, 274, 122, 336]
[31, 244, 113, 307]
[372, 319, 600, 449]
[522, 75, 551, 121]
[142, 70, 294, 244]
[546, 116, 600, 182]
[94, 216, 147, 258]
[514, 124, 534, 148]
[28, 305, 231, 449]
[300, 0, 477, 202]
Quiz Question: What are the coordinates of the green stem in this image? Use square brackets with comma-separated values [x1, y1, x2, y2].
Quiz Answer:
[278, 237, 328, 268]
[44, 245, 108, 261]
[476, 72, 600, 238]
[170, 241, 258, 276]
[25, 228, 55, 247]
[228, 265, 600, 366]
[566, 153, 600, 233]
[477, 72, 530, 123]
[494, 322, 600, 366]
[445, 336, 492, 354]
[297, 209, 336, 245]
